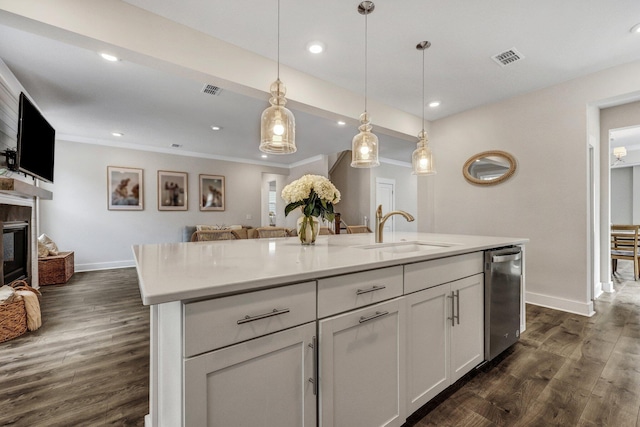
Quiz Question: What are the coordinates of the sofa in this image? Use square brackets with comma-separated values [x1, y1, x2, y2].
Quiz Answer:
[182, 225, 258, 242]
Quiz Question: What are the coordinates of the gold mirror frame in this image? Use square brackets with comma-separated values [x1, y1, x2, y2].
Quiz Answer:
[462, 150, 517, 186]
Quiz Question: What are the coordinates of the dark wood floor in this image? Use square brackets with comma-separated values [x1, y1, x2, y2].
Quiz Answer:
[414, 262, 640, 427]
[0, 268, 149, 427]
[1, 264, 639, 426]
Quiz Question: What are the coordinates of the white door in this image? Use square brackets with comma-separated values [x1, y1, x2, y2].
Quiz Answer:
[449, 274, 485, 382]
[404, 284, 450, 413]
[319, 298, 406, 427]
[376, 178, 395, 233]
[184, 322, 317, 427]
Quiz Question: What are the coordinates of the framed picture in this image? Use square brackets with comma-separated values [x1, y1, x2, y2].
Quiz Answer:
[199, 174, 225, 211]
[107, 166, 143, 210]
[158, 170, 188, 211]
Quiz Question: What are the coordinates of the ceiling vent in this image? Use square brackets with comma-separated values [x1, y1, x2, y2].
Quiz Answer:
[202, 84, 222, 96]
[491, 48, 524, 67]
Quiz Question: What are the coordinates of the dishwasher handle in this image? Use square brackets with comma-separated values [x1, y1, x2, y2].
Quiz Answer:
[492, 252, 521, 263]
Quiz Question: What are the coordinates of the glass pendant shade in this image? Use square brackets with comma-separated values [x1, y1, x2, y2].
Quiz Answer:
[260, 79, 296, 154]
[412, 130, 436, 175]
[351, 112, 379, 167]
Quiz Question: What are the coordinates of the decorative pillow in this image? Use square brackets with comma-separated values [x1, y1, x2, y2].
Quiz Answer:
[37, 234, 59, 256]
[196, 225, 222, 231]
[37, 241, 50, 258]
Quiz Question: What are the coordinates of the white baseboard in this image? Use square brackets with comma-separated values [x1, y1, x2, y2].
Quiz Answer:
[526, 291, 595, 317]
[601, 280, 615, 293]
[75, 260, 136, 272]
[593, 282, 603, 300]
[144, 414, 152, 427]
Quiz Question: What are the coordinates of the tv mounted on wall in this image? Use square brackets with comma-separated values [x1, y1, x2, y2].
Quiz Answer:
[16, 92, 55, 183]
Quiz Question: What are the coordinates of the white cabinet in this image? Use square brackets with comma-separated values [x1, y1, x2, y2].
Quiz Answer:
[319, 297, 406, 427]
[184, 321, 317, 427]
[404, 274, 484, 414]
[405, 284, 450, 413]
[450, 274, 484, 382]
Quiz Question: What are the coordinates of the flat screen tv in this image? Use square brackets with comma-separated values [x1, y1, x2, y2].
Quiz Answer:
[16, 92, 55, 183]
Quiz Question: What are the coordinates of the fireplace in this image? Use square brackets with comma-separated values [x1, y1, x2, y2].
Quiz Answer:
[0, 205, 32, 286]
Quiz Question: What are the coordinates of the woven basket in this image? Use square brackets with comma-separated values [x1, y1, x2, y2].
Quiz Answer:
[0, 280, 38, 343]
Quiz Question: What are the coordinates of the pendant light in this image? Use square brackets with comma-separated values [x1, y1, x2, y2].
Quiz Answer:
[351, 1, 379, 168]
[412, 41, 436, 175]
[260, 0, 296, 154]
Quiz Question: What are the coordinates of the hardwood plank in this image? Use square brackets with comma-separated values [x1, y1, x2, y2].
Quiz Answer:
[0, 268, 148, 427]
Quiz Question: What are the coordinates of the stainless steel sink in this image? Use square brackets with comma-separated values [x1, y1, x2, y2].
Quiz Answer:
[355, 241, 457, 253]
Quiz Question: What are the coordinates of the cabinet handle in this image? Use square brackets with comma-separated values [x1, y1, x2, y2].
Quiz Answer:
[356, 285, 386, 295]
[308, 336, 317, 396]
[454, 290, 460, 325]
[236, 308, 290, 324]
[359, 310, 389, 324]
[447, 292, 455, 327]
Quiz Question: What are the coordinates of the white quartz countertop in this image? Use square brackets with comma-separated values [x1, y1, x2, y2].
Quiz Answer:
[133, 232, 528, 305]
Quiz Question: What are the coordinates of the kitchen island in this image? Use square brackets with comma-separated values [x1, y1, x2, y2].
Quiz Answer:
[134, 232, 527, 427]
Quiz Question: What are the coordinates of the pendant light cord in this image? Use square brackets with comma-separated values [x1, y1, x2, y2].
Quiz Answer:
[364, 9, 368, 113]
[422, 47, 425, 132]
[277, 0, 280, 80]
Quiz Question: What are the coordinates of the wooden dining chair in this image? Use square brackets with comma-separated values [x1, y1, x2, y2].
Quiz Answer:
[318, 227, 334, 235]
[611, 224, 640, 279]
[346, 225, 372, 234]
[191, 229, 240, 242]
[255, 227, 289, 238]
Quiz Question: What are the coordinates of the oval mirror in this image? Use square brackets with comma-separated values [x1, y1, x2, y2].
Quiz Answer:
[463, 150, 517, 185]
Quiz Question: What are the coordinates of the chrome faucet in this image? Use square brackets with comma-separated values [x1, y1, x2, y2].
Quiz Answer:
[375, 204, 415, 243]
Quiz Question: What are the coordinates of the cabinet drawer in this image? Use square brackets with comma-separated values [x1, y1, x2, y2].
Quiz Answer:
[318, 266, 403, 318]
[404, 252, 483, 294]
[184, 281, 316, 357]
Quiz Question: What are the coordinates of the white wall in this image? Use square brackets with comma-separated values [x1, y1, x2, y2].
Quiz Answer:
[611, 167, 633, 224]
[39, 139, 288, 271]
[423, 60, 640, 316]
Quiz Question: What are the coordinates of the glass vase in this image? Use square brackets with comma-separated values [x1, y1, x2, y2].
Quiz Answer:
[297, 215, 319, 245]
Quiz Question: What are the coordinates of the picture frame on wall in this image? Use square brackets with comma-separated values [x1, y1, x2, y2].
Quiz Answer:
[107, 166, 144, 210]
[199, 174, 225, 211]
[158, 170, 188, 211]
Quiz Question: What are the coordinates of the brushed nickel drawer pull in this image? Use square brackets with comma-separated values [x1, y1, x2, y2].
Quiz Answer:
[359, 310, 389, 324]
[309, 336, 317, 395]
[455, 290, 460, 325]
[447, 292, 455, 327]
[237, 308, 290, 324]
[356, 285, 386, 295]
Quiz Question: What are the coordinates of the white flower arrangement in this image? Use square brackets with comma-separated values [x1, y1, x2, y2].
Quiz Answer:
[282, 174, 341, 221]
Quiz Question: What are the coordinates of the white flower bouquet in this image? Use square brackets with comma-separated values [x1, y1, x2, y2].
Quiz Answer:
[282, 174, 341, 221]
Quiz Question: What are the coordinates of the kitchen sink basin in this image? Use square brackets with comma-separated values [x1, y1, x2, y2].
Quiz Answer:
[355, 241, 457, 253]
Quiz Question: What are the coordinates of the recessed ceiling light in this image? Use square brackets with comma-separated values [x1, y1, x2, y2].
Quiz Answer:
[337, 120, 346, 126]
[631, 23, 640, 34]
[261, 154, 268, 158]
[307, 41, 325, 54]
[428, 101, 441, 108]
[111, 132, 123, 137]
[100, 53, 119, 62]
[211, 125, 222, 131]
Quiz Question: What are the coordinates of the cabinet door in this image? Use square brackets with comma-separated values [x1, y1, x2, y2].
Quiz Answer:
[450, 274, 484, 382]
[184, 322, 316, 427]
[404, 284, 450, 413]
[319, 298, 406, 427]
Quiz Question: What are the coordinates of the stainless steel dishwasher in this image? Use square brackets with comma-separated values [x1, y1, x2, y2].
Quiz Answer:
[484, 246, 522, 361]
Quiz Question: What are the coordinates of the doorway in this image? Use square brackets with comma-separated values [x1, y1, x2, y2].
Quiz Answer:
[376, 178, 395, 233]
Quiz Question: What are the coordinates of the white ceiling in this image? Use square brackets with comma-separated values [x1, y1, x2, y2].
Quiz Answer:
[1, 1, 640, 166]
